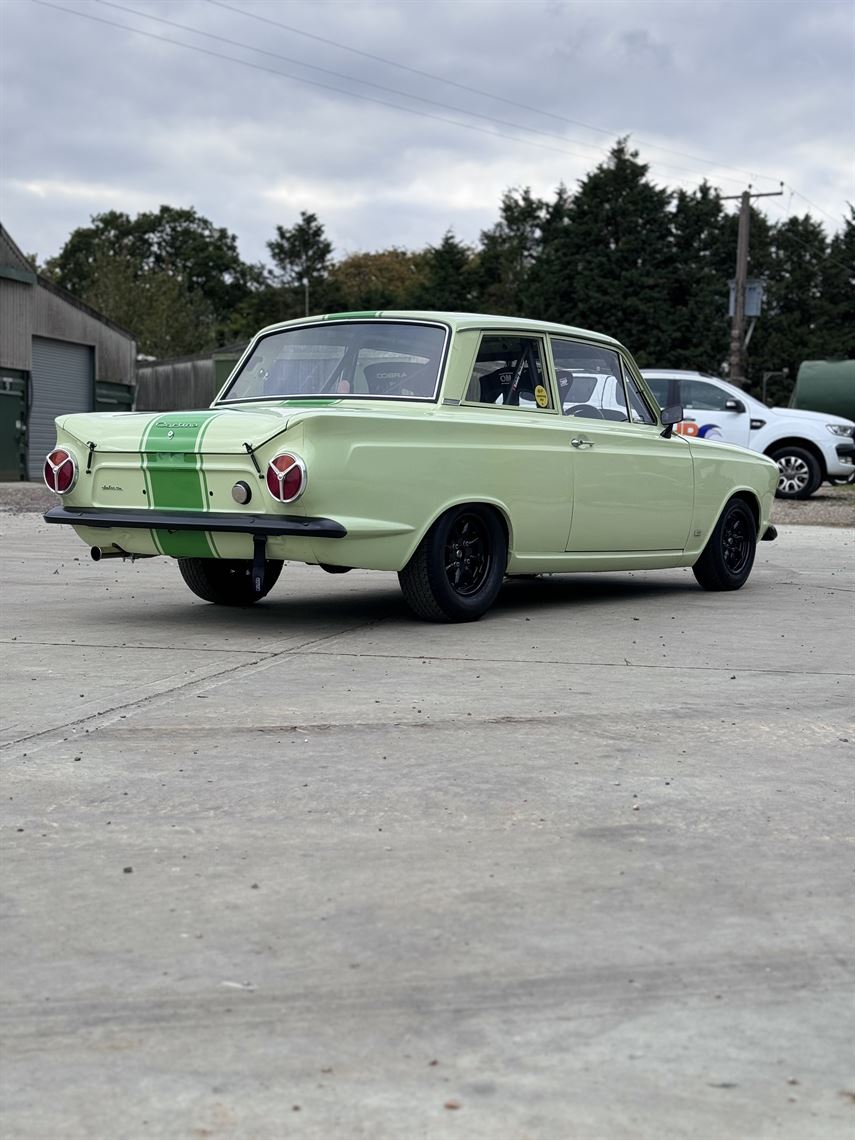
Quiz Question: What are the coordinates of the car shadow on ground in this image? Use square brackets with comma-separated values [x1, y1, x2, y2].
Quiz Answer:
[90, 569, 702, 637]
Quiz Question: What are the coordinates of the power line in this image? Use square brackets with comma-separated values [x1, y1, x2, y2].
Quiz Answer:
[27, 0, 848, 227]
[91, 0, 758, 188]
[784, 185, 849, 227]
[204, 0, 785, 187]
[30, 0, 621, 167]
[764, 196, 853, 275]
[91, 0, 614, 162]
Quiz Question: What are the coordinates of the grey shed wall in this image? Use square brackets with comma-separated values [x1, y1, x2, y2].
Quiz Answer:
[0, 225, 136, 479]
[0, 274, 136, 383]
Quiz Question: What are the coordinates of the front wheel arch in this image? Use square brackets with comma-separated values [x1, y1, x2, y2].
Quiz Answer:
[692, 496, 757, 591]
[731, 490, 760, 534]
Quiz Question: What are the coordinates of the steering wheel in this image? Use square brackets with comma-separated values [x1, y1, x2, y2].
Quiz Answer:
[565, 404, 605, 418]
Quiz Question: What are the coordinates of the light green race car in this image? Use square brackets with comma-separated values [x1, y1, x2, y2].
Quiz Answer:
[43, 312, 779, 622]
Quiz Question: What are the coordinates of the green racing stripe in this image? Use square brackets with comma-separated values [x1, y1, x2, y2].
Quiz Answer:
[141, 413, 220, 558]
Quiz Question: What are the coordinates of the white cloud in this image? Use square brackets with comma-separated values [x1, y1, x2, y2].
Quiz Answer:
[1, 0, 852, 264]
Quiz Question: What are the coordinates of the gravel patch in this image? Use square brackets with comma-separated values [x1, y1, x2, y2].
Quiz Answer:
[3, 478, 853, 526]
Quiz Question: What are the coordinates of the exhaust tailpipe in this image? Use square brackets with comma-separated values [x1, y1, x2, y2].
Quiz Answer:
[90, 546, 153, 562]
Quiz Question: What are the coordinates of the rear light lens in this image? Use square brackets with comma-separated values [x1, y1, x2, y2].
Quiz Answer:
[266, 453, 306, 503]
[43, 449, 77, 494]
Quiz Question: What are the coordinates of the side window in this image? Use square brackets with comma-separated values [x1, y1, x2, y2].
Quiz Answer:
[466, 336, 551, 410]
[645, 377, 670, 407]
[621, 362, 656, 425]
[550, 339, 629, 421]
[681, 379, 731, 411]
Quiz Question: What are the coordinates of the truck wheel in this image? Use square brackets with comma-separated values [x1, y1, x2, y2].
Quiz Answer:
[693, 498, 757, 591]
[770, 445, 822, 499]
[177, 557, 282, 605]
[399, 505, 507, 622]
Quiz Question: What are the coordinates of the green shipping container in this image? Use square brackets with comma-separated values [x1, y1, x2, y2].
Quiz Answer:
[791, 360, 855, 422]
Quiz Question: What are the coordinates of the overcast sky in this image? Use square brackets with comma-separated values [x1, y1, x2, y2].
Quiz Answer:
[2, 0, 854, 268]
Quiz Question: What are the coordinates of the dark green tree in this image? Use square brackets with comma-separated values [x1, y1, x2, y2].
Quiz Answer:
[816, 205, 855, 360]
[664, 182, 731, 373]
[524, 185, 575, 323]
[267, 211, 334, 316]
[325, 248, 428, 312]
[136, 205, 257, 323]
[44, 206, 257, 351]
[79, 252, 214, 357]
[473, 188, 547, 315]
[42, 210, 140, 293]
[535, 141, 676, 362]
[413, 231, 476, 311]
[748, 214, 828, 399]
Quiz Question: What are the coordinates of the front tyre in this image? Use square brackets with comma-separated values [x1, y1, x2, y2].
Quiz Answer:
[399, 505, 507, 622]
[692, 498, 757, 591]
[177, 557, 283, 606]
[770, 445, 822, 499]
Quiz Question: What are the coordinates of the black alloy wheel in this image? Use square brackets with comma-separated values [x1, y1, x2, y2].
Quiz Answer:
[692, 498, 757, 591]
[444, 512, 491, 596]
[399, 505, 507, 622]
[720, 507, 752, 576]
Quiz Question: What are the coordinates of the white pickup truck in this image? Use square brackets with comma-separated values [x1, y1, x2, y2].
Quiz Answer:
[642, 370, 855, 499]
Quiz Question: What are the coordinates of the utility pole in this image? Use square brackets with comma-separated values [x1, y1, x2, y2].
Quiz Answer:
[722, 184, 783, 387]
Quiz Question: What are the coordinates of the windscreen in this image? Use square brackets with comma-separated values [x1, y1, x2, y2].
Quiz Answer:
[219, 321, 447, 403]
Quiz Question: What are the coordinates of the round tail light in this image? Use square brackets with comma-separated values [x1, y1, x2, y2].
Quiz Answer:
[266, 453, 306, 503]
[43, 449, 77, 494]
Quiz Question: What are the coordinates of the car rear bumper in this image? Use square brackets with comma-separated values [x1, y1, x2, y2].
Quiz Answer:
[44, 505, 347, 538]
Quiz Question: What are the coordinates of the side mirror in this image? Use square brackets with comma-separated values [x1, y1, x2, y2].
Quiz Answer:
[659, 404, 684, 438]
[724, 398, 746, 413]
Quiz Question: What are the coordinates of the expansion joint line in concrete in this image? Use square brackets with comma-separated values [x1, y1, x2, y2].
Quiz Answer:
[305, 650, 855, 679]
[0, 616, 392, 752]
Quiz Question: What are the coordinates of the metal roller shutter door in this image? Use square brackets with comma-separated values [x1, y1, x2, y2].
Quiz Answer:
[28, 337, 93, 479]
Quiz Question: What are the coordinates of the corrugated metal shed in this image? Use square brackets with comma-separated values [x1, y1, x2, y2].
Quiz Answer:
[0, 225, 137, 479]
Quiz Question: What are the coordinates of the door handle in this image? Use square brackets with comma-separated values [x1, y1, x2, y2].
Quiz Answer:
[570, 437, 594, 448]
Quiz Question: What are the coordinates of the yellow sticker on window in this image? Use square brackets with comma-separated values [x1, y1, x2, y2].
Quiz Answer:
[534, 384, 549, 408]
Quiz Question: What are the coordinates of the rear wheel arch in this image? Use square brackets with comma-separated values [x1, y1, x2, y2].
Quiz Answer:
[398, 501, 510, 622]
[406, 498, 512, 565]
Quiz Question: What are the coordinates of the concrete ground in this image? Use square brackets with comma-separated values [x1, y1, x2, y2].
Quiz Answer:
[1, 512, 853, 1140]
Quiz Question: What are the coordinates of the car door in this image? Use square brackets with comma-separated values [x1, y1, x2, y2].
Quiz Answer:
[462, 332, 574, 553]
[677, 378, 751, 446]
[552, 340, 694, 552]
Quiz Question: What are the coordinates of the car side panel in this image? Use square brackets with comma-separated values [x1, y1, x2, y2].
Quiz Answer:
[684, 440, 778, 554]
[565, 424, 694, 552]
[290, 407, 574, 571]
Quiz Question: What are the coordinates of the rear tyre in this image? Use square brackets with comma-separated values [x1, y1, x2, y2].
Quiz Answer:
[692, 498, 757, 591]
[398, 505, 507, 622]
[770, 445, 822, 499]
[177, 557, 283, 606]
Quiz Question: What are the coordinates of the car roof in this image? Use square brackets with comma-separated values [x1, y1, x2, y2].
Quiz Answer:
[640, 369, 725, 380]
[255, 310, 625, 350]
